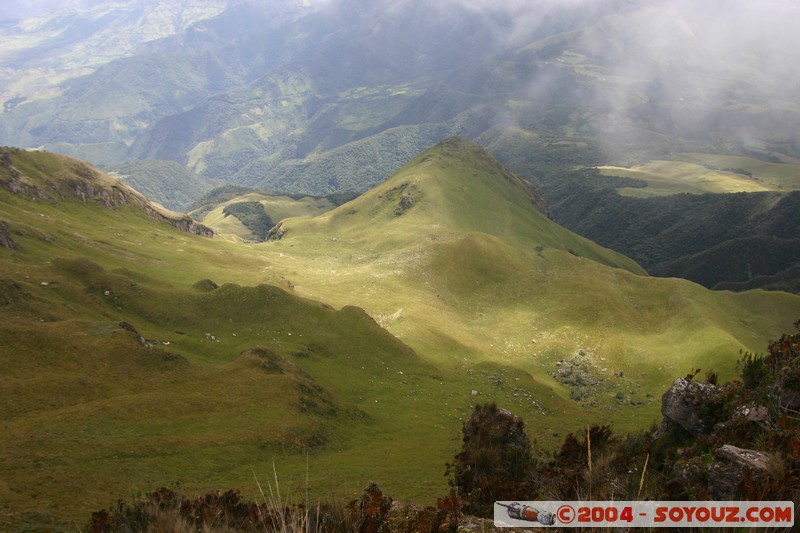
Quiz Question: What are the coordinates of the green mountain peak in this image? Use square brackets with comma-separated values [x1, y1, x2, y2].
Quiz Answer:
[279, 136, 645, 274]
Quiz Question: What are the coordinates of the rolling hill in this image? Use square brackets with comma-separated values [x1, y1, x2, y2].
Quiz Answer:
[1, 140, 799, 531]
[0, 147, 212, 235]
[0, 146, 464, 529]
[258, 138, 798, 378]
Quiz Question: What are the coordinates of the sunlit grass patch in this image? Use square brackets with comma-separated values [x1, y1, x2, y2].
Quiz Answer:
[598, 160, 770, 197]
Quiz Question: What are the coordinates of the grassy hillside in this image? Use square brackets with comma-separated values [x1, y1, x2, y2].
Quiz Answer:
[263, 138, 798, 412]
[278, 137, 639, 271]
[0, 147, 490, 530]
[1, 142, 799, 530]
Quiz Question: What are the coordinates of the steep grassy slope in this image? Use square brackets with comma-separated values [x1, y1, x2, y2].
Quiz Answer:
[263, 138, 799, 409]
[0, 265, 464, 530]
[1, 142, 799, 530]
[0, 145, 603, 530]
[0, 147, 212, 236]
[0, 148, 483, 530]
[277, 137, 640, 271]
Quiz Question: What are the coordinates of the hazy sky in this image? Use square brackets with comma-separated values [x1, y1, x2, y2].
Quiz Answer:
[420, 0, 800, 154]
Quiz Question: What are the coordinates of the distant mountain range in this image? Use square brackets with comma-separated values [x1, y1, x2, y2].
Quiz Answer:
[5, 0, 799, 182]
[0, 0, 237, 105]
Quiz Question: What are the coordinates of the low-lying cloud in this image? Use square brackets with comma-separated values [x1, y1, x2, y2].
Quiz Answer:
[439, 0, 800, 156]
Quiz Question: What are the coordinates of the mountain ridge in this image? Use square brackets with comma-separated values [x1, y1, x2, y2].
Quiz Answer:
[0, 147, 213, 235]
[276, 137, 645, 275]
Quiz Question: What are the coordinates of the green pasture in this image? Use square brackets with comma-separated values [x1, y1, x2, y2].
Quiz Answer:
[597, 160, 770, 197]
[678, 152, 800, 192]
[598, 152, 800, 197]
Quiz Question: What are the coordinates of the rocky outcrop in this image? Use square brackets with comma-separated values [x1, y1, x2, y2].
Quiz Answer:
[266, 221, 286, 241]
[118, 321, 151, 348]
[650, 325, 800, 502]
[394, 195, 414, 215]
[77, 184, 214, 236]
[707, 445, 775, 500]
[1, 152, 48, 200]
[733, 404, 770, 423]
[0, 147, 214, 237]
[660, 378, 721, 435]
[149, 210, 214, 237]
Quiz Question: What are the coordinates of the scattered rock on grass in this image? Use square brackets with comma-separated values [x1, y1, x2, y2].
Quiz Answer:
[0, 221, 16, 250]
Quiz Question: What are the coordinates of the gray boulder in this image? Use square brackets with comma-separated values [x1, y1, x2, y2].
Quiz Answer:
[661, 378, 720, 435]
[672, 456, 706, 494]
[707, 445, 773, 500]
